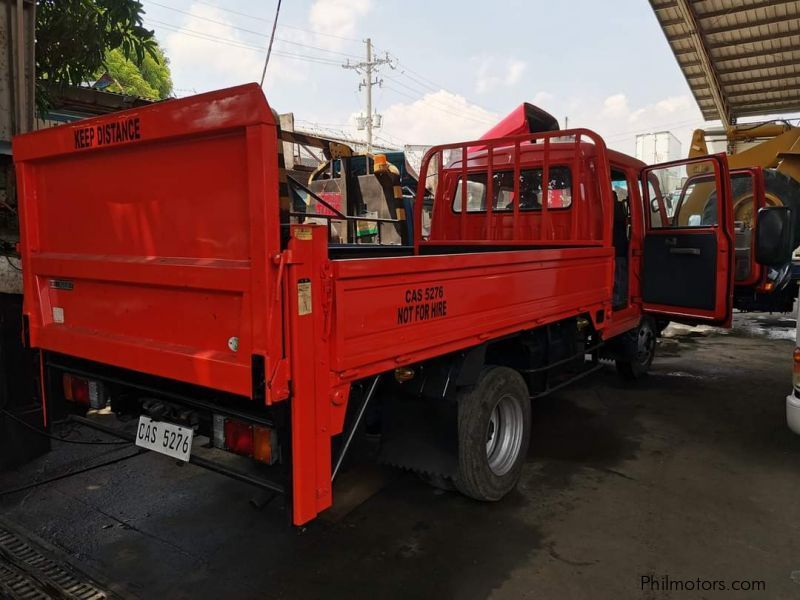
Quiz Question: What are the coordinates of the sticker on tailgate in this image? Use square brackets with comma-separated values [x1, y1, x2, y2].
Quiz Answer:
[73, 116, 141, 150]
[49, 279, 74, 290]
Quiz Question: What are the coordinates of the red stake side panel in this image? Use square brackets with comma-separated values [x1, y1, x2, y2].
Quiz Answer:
[14, 84, 284, 399]
[330, 246, 614, 381]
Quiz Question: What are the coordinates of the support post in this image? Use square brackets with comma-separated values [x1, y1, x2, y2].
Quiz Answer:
[286, 224, 333, 525]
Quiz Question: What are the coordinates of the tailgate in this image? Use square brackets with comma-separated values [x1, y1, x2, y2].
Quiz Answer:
[13, 84, 284, 399]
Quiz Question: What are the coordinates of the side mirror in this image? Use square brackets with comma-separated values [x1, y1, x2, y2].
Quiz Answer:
[756, 206, 794, 266]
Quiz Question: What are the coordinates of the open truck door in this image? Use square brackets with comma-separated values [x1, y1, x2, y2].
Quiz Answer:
[640, 154, 735, 327]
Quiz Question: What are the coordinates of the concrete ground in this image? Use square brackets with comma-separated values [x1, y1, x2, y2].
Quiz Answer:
[1, 312, 799, 599]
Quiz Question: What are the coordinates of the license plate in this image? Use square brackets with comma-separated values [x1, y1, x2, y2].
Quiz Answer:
[135, 416, 193, 462]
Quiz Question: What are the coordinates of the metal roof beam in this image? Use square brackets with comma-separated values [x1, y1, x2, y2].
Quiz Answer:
[716, 55, 800, 74]
[679, 54, 800, 70]
[688, 70, 800, 86]
[672, 0, 731, 126]
[702, 14, 800, 36]
[707, 28, 800, 49]
[694, 0, 794, 20]
[674, 43, 798, 61]
[652, 0, 678, 10]
[732, 100, 800, 116]
[725, 88, 800, 102]
[673, 27, 800, 48]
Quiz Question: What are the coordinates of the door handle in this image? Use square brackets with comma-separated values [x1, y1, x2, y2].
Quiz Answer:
[669, 247, 701, 256]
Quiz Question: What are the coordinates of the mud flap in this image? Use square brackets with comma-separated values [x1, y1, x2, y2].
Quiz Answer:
[378, 392, 458, 478]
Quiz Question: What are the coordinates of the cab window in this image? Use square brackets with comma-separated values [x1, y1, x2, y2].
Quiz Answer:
[644, 160, 722, 229]
[453, 166, 572, 212]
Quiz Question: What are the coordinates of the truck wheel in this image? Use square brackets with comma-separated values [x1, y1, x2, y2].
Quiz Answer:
[615, 317, 656, 380]
[454, 366, 531, 501]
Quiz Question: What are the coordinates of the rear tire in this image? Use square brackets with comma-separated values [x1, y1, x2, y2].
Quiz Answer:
[454, 366, 531, 501]
[615, 316, 656, 380]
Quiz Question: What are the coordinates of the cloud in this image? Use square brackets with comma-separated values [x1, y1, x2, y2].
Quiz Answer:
[475, 56, 528, 94]
[308, 0, 371, 49]
[601, 93, 630, 119]
[559, 92, 704, 156]
[161, 3, 305, 92]
[532, 91, 555, 109]
[505, 60, 526, 86]
[379, 90, 499, 145]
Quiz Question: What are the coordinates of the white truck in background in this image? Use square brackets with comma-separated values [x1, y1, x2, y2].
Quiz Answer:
[788, 302, 800, 434]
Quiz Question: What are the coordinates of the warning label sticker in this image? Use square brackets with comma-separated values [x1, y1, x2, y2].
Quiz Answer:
[73, 116, 141, 150]
[396, 285, 448, 325]
[297, 279, 312, 315]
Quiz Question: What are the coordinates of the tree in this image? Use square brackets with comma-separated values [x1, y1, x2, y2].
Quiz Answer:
[97, 45, 173, 100]
[36, 0, 160, 109]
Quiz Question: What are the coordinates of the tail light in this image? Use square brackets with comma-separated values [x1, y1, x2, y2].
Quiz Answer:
[62, 374, 107, 409]
[224, 419, 254, 456]
[213, 415, 278, 465]
[793, 347, 800, 388]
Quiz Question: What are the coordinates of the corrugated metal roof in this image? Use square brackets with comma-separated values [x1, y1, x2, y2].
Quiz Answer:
[649, 0, 800, 126]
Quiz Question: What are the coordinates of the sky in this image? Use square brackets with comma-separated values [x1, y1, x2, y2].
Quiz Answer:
[139, 0, 798, 157]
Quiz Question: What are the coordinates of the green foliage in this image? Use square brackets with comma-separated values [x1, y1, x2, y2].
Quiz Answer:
[99, 46, 173, 100]
[36, 0, 160, 110]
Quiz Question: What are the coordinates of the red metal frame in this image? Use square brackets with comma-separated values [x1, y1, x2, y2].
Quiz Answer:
[414, 129, 613, 250]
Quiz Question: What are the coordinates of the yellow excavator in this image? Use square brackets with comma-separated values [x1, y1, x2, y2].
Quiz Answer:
[687, 122, 800, 312]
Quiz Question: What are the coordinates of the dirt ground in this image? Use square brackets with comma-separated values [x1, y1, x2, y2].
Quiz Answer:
[1, 312, 799, 599]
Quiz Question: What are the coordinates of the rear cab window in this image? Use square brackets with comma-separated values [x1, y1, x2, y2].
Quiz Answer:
[453, 166, 573, 212]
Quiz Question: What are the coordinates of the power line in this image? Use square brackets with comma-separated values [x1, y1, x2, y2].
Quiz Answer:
[382, 75, 497, 124]
[150, 9, 499, 134]
[374, 133, 408, 148]
[373, 45, 499, 125]
[146, 19, 344, 66]
[188, 0, 361, 42]
[259, 0, 282, 86]
[146, 1, 362, 59]
[189, 0, 272, 22]
[375, 47, 449, 91]
[378, 46, 492, 105]
[148, 17, 704, 151]
[382, 84, 498, 127]
[296, 119, 355, 129]
[602, 117, 705, 142]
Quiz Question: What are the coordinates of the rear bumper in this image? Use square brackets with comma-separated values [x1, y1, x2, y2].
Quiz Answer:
[787, 392, 800, 435]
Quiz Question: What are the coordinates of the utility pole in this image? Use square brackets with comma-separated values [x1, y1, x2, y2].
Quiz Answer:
[343, 38, 392, 154]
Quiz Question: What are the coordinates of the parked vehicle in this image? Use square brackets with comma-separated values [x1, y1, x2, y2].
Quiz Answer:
[689, 123, 800, 312]
[12, 85, 793, 525]
[788, 299, 800, 435]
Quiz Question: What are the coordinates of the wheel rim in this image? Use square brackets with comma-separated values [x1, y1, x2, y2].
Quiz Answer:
[636, 323, 656, 365]
[485, 393, 525, 476]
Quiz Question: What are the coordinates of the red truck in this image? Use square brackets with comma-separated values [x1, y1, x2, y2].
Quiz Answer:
[12, 85, 793, 525]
